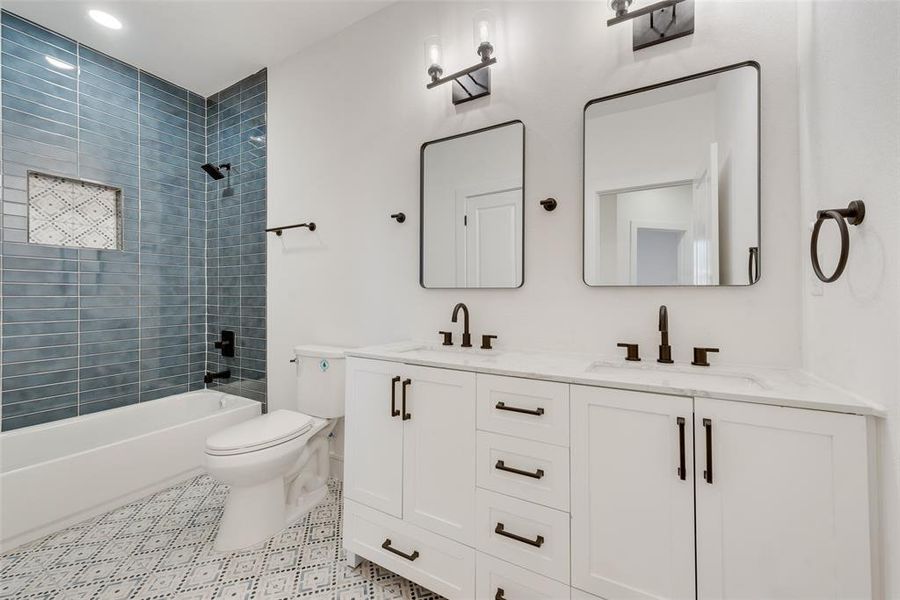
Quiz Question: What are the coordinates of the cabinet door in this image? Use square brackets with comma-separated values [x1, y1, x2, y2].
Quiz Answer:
[695, 398, 872, 600]
[402, 365, 477, 545]
[571, 385, 695, 600]
[344, 358, 404, 518]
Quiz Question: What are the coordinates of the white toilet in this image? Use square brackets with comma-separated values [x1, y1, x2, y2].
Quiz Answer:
[204, 345, 346, 552]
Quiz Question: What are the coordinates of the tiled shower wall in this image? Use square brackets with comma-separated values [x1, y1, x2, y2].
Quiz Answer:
[0, 12, 267, 430]
[204, 72, 267, 404]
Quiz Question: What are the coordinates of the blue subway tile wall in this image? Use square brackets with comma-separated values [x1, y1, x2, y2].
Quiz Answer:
[0, 12, 267, 430]
[205, 70, 267, 406]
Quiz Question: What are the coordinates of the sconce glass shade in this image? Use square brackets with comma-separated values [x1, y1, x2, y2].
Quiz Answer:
[472, 9, 495, 61]
[424, 35, 444, 81]
[609, 0, 633, 17]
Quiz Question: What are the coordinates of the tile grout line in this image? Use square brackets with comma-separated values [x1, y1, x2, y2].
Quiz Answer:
[75, 39, 81, 417]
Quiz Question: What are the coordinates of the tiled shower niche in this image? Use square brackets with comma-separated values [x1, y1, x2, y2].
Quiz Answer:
[27, 172, 123, 250]
[0, 11, 267, 430]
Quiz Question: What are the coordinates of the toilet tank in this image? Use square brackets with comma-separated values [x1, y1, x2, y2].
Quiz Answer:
[293, 345, 347, 418]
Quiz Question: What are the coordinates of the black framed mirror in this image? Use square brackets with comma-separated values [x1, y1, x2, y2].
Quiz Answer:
[420, 120, 525, 289]
[583, 62, 760, 287]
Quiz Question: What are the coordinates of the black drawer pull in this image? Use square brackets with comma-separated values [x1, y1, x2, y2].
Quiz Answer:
[703, 418, 713, 484]
[495, 460, 544, 480]
[381, 538, 419, 561]
[495, 588, 506, 600]
[495, 401, 544, 416]
[494, 522, 544, 548]
[402, 378, 412, 421]
[390, 376, 401, 417]
[676, 417, 686, 481]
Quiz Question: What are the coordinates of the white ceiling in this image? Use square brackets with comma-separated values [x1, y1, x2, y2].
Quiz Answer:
[3, 1, 392, 96]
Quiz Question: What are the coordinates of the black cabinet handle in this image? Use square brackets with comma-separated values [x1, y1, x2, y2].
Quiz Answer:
[381, 538, 419, 561]
[495, 460, 544, 480]
[390, 376, 400, 418]
[495, 401, 544, 416]
[495, 589, 506, 600]
[401, 378, 412, 421]
[703, 418, 713, 484]
[494, 522, 544, 548]
[677, 417, 686, 481]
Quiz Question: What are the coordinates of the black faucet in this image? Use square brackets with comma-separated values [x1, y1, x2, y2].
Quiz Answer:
[451, 303, 472, 348]
[658, 305, 673, 363]
[204, 369, 231, 384]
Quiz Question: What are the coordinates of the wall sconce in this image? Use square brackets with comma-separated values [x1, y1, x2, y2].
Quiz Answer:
[607, 0, 694, 51]
[425, 9, 498, 105]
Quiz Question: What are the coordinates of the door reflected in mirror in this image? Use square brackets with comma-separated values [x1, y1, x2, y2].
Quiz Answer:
[420, 121, 524, 289]
[583, 63, 760, 286]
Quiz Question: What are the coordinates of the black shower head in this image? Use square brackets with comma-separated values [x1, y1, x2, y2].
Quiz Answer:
[201, 163, 230, 180]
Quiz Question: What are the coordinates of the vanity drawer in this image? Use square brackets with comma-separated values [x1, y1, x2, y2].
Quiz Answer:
[475, 488, 570, 584]
[343, 499, 475, 599]
[477, 375, 569, 446]
[477, 431, 570, 511]
[476, 552, 571, 600]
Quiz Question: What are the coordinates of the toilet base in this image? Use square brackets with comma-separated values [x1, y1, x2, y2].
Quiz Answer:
[286, 484, 328, 525]
[214, 477, 287, 553]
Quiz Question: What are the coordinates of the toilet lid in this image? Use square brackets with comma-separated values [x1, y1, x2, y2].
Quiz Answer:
[205, 410, 314, 456]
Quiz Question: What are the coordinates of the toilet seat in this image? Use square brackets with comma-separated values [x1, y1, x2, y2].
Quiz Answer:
[205, 410, 314, 456]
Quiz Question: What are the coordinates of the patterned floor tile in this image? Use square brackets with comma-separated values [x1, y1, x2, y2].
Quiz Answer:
[2, 478, 443, 599]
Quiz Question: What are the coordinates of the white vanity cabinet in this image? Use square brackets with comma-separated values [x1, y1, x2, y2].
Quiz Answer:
[570, 386, 696, 600]
[693, 398, 873, 600]
[344, 358, 476, 542]
[343, 351, 878, 600]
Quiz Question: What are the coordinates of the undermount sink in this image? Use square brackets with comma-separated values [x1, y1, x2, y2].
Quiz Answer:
[585, 360, 767, 391]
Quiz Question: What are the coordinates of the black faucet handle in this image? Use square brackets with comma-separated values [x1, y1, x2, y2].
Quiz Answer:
[617, 343, 641, 362]
[481, 334, 498, 350]
[691, 347, 719, 367]
[439, 331, 453, 346]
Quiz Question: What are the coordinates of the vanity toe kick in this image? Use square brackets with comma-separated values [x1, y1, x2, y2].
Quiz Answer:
[476, 488, 571, 584]
[343, 500, 475, 599]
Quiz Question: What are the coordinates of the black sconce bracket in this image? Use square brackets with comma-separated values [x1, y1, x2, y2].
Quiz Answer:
[427, 57, 497, 105]
[608, 0, 695, 51]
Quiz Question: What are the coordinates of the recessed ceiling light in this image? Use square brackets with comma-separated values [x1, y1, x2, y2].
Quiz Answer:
[88, 9, 122, 30]
[45, 55, 75, 71]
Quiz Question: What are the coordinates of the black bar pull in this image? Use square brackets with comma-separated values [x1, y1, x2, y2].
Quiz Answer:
[676, 417, 686, 481]
[703, 418, 713, 484]
[495, 460, 544, 480]
[495, 401, 544, 416]
[494, 522, 544, 548]
[381, 538, 419, 561]
[390, 376, 401, 417]
[495, 589, 507, 600]
[402, 378, 412, 421]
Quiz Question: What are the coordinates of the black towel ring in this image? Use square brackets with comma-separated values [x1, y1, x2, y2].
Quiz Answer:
[810, 200, 865, 283]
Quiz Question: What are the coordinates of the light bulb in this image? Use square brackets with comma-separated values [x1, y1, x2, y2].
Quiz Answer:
[472, 9, 495, 62]
[424, 35, 443, 82]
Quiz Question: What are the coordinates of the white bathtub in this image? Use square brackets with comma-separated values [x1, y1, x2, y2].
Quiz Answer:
[0, 390, 261, 551]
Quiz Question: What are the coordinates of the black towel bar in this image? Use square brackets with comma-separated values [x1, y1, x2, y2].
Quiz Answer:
[266, 222, 316, 236]
[810, 200, 865, 283]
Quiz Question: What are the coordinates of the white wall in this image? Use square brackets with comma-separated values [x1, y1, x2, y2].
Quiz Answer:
[266, 2, 804, 469]
[797, 2, 900, 597]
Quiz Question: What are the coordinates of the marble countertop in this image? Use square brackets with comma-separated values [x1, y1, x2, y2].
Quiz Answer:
[346, 341, 885, 417]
